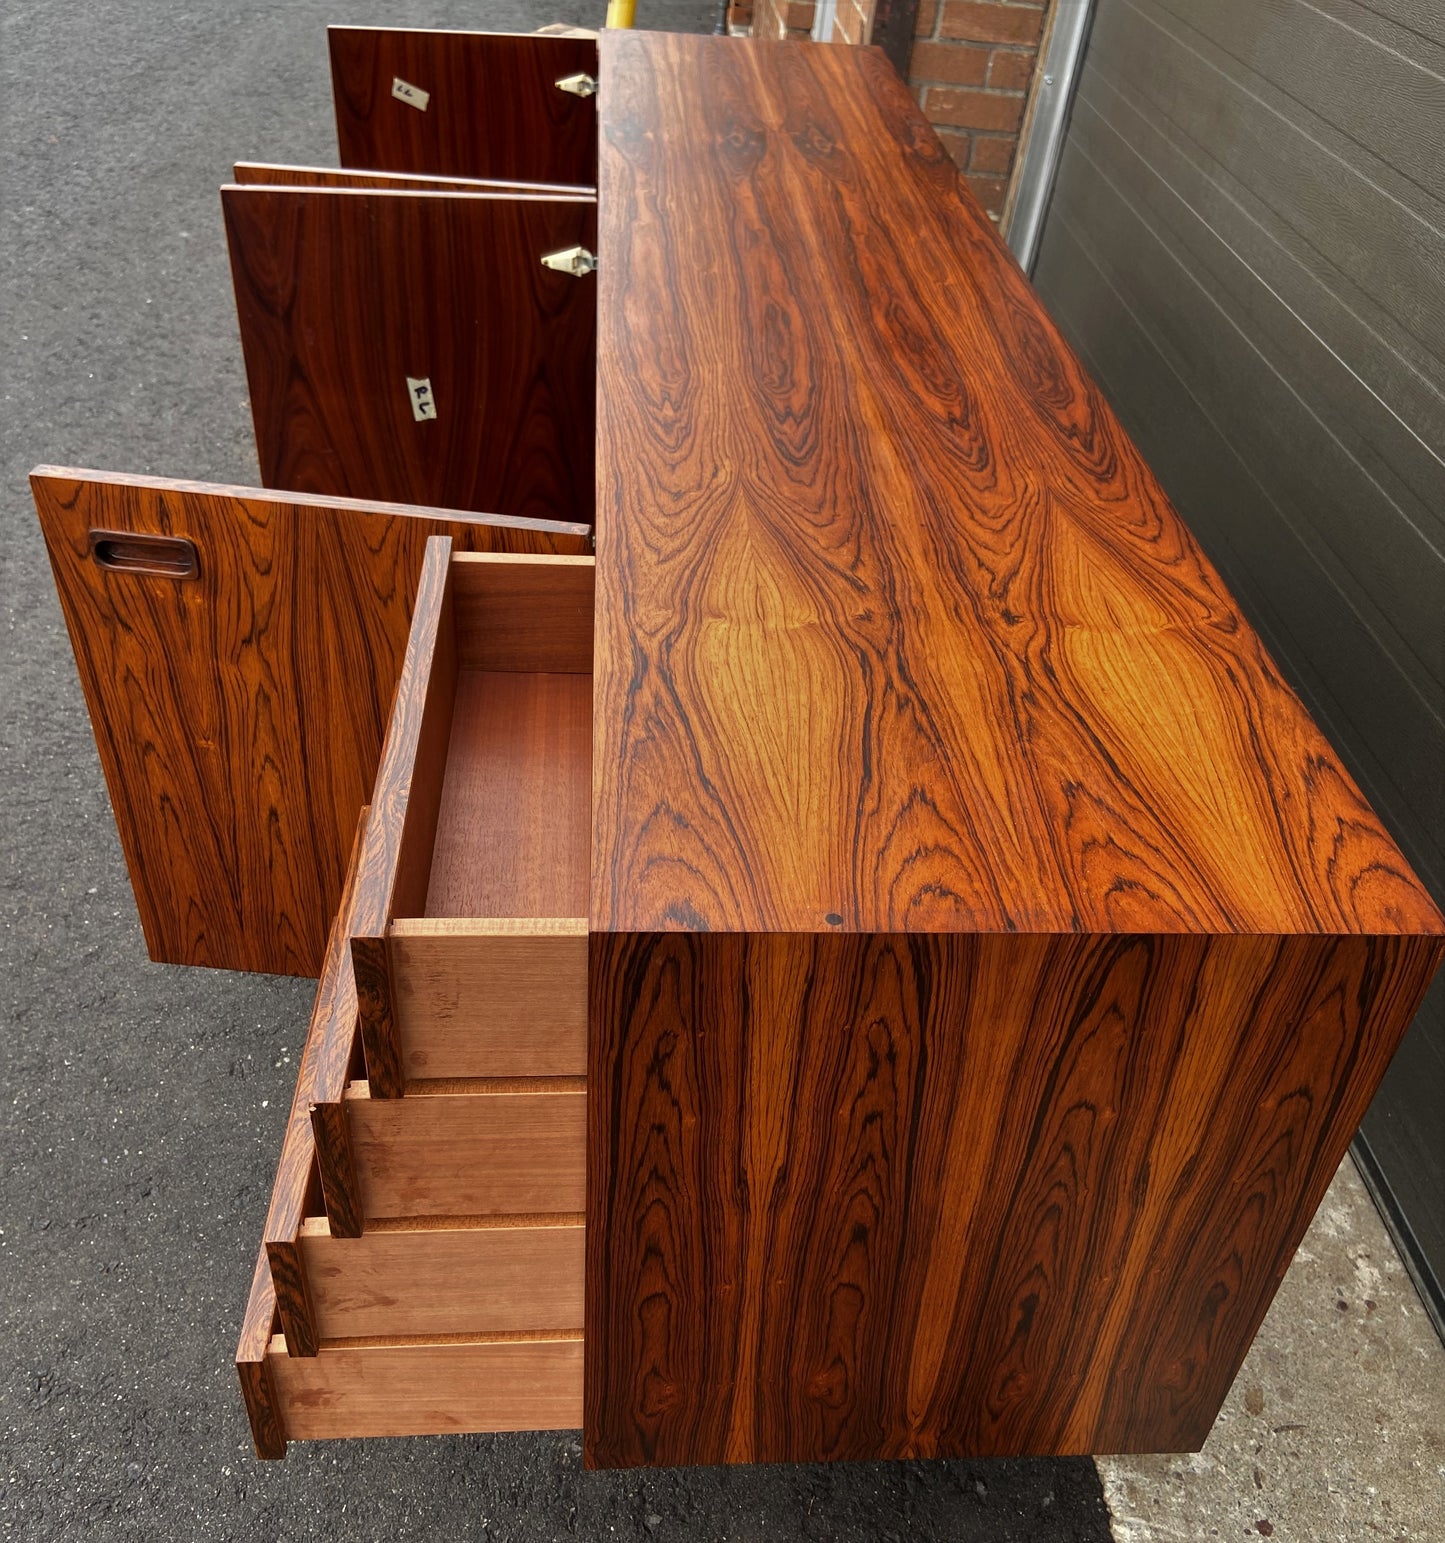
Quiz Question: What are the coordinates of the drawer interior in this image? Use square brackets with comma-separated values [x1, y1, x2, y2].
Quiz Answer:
[296, 1214, 585, 1341]
[391, 549, 594, 929]
[342, 1079, 586, 1219]
[239, 1241, 582, 1456]
[424, 663, 590, 919]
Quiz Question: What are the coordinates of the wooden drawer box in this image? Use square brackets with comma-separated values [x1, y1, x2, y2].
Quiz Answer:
[348, 540, 594, 1097]
[240, 1234, 582, 1456]
[266, 1333, 583, 1442]
[239, 540, 594, 1453]
[306, 540, 593, 1227]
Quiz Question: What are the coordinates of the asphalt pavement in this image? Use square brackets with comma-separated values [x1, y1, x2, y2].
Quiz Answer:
[0, 2, 1113, 1537]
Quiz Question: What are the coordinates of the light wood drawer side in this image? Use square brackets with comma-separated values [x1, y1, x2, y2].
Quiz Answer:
[269, 1334, 583, 1438]
[299, 1218, 584, 1339]
[347, 1083, 586, 1219]
[391, 918, 587, 1079]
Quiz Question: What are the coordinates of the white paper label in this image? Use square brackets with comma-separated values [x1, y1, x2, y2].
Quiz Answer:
[406, 377, 438, 422]
[391, 77, 430, 111]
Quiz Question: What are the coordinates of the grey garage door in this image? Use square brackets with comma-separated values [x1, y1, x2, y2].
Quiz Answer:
[1029, 0, 1445, 1329]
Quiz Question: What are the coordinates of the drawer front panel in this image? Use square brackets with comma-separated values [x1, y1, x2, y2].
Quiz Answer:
[300, 1220, 584, 1339]
[348, 1087, 586, 1218]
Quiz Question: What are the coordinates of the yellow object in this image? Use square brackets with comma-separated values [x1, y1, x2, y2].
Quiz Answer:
[606, 0, 637, 26]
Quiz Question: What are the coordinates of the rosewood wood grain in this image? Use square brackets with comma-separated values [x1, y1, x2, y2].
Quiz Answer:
[310, 1100, 362, 1240]
[352, 936, 404, 1104]
[584, 34, 1445, 1468]
[267, 1331, 583, 1438]
[236, 1248, 287, 1459]
[222, 186, 597, 523]
[262, 805, 370, 1353]
[351, 538, 456, 1098]
[233, 161, 595, 197]
[588, 929, 1444, 1464]
[296, 1215, 585, 1339]
[329, 28, 598, 187]
[264, 1239, 319, 1362]
[32, 470, 587, 976]
[592, 37, 1442, 943]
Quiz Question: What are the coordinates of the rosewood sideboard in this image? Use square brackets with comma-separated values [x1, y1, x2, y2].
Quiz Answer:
[34, 27, 1444, 1470]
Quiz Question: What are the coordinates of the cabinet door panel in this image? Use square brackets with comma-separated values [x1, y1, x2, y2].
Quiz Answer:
[222, 186, 597, 524]
[33, 468, 589, 976]
[329, 28, 597, 186]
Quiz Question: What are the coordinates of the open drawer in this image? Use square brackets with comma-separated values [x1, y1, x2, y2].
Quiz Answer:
[238, 538, 592, 1456]
[32, 470, 590, 978]
[346, 537, 593, 1096]
[238, 1243, 583, 1456]
[300, 537, 591, 1233]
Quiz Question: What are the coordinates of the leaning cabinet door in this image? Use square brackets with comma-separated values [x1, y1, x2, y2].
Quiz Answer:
[32, 468, 589, 977]
[221, 185, 598, 524]
[328, 28, 598, 186]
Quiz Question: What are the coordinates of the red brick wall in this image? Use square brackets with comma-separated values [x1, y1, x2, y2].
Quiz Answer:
[748, 1, 876, 45]
[832, 0, 878, 44]
[908, 0, 1048, 218]
[733, 0, 1053, 224]
[751, 0, 816, 40]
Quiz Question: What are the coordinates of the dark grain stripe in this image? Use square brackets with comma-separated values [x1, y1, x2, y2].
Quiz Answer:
[353, 936, 403, 1101]
[311, 1101, 363, 1240]
[235, 1249, 287, 1460]
[266, 1238, 318, 1359]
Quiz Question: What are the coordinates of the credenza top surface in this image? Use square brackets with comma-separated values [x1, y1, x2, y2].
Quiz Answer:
[590, 31, 1441, 942]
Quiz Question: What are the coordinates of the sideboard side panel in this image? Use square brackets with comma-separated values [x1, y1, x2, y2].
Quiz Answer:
[584, 928, 1444, 1467]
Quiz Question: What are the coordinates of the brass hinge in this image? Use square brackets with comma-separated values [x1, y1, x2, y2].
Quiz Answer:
[540, 245, 597, 277]
[554, 72, 598, 98]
